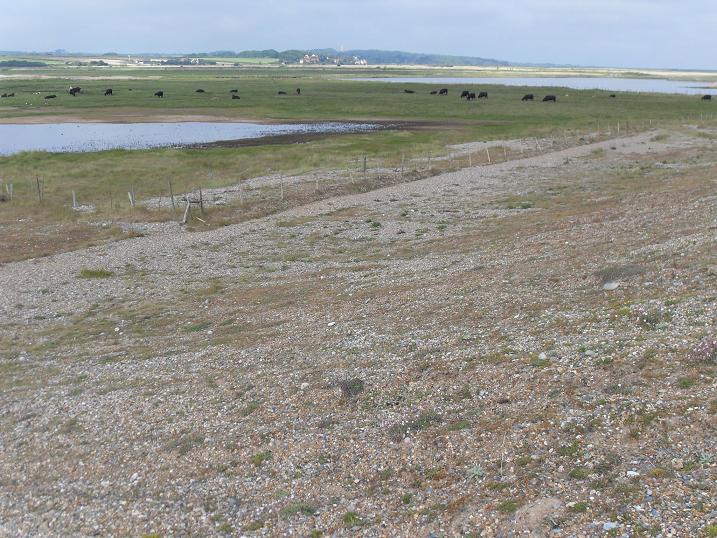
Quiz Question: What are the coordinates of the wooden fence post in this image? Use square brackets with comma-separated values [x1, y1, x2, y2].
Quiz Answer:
[486, 148, 491, 164]
[181, 200, 191, 224]
[72, 190, 77, 209]
[199, 186, 204, 214]
[36, 177, 43, 203]
[168, 179, 175, 210]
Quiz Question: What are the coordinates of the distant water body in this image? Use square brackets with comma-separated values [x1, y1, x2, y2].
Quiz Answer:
[350, 76, 716, 95]
[0, 121, 376, 156]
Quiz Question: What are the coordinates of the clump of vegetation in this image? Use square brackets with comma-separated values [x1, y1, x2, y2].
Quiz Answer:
[447, 419, 471, 431]
[279, 502, 317, 518]
[497, 500, 519, 514]
[691, 337, 717, 364]
[677, 377, 696, 389]
[187, 322, 211, 333]
[594, 264, 645, 284]
[244, 520, 264, 531]
[164, 433, 205, 456]
[343, 512, 362, 526]
[251, 451, 272, 467]
[241, 401, 260, 417]
[388, 411, 442, 441]
[568, 467, 589, 480]
[505, 201, 534, 210]
[570, 502, 589, 513]
[338, 378, 365, 398]
[636, 305, 673, 330]
[401, 493, 413, 505]
[78, 268, 113, 279]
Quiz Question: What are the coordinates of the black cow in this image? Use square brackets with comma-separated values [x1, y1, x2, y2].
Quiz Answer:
[296, 88, 301, 95]
[521, 94, 534, 101]
[104, 89, 113, 96]
[8, 93, 14, 97]
[69, 86, 81, 96]
[196, 89, 205, 93]
[478, 91, 488, 99]
[0, 93, 6, 98]
[430, 90, 438, 95]
[460, 90, 470, 99]
[230, 89, 239, 93]
[404, 89, 415, 94]
[231, 94, 241, 100]
[278, 91, 287, 95]
[702, 95, 712, 101]
[466, 92, 477, 101]
[154, 91, 164, 98]
[543, 95, 557, 102]
[609, 94, 616, 98]
[45, 94, 57, 99]
[438, 88, 448, 95]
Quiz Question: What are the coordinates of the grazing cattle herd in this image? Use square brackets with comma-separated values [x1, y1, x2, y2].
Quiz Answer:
[0, 85, 714, 107]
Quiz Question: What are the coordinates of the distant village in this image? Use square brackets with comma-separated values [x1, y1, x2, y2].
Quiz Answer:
[61, 52, 370, 68]
[298, 53, 368, 66]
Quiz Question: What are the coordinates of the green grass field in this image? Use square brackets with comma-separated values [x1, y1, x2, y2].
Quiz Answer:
[0, 66, 715, 233]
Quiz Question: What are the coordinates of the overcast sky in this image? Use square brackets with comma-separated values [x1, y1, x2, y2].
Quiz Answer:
[2, 0, 715, 70]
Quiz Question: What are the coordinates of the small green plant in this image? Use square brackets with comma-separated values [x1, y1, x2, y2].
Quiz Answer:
[279, 502, 317, 518]
[570, 502, 589, 513]
[388, 411, 442, 441]
[343, 512, 362, 526]
[497, 500, 519, 514]
[467, 465, 485, 480]
[558, 441, 582, 458]
[703, 524, 717, 537]
[78, 268, 113, 279]
[649, 467, 672, 479]
[447, 419, 471, 431]
[241, 401, 260, 417]
[568, 467, 589, 479]
[244, 520, 264, 531]
[164, 433, 205, 456]
[637, 307, 672, 330]
[338, 378, 364, 398]
[187, 321, 211, 332]
[530, 356, 550, 368]
[677, 377, 696, 389]
[401, 493, 413, 505]
[251, 451, 272, 467]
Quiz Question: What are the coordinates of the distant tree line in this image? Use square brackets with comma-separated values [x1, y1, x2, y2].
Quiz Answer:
[194, 48, 511, 66]
[0, 60, 47, 67]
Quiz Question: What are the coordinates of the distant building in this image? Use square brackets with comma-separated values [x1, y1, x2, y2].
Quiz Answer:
[300, 54, 321, 65]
